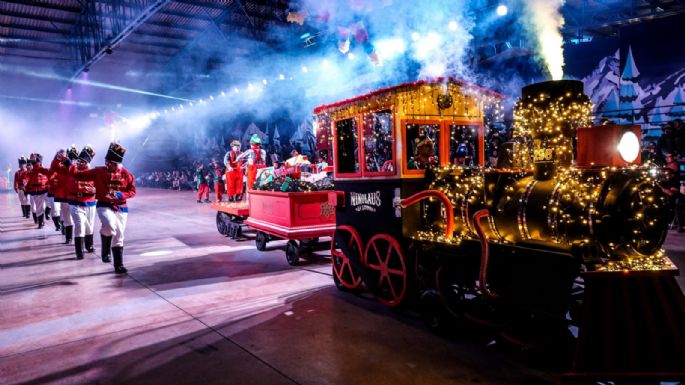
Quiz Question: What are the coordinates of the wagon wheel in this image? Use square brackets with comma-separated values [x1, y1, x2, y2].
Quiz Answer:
[255, 231, 268, 251]
[330, 226, 364, 290]
[364, 234, 407, 307]
[285, 240, 300, 266]
[216, 212, 229, 236]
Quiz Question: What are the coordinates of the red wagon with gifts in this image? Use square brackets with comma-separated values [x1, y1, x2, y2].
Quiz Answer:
[244, 189, 338, 265]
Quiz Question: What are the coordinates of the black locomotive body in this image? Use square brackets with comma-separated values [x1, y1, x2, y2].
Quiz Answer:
[315, 79, 683, 378]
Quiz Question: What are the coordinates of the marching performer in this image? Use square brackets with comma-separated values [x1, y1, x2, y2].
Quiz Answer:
[71, 143, 136, 273]
[210, 159, 225, 202]
[57, 146, 79, 244]
[195, 163, 210, 203]
[13, 156, 30, 218]
[67, 146, 97, 260]
[25, 153, 50, 229]
[223, 140, 244, 201]
[235, 134, 266, 191]
[46, 149, 66, 231]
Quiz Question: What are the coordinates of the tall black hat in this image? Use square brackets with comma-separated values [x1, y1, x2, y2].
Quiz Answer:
[32, 153, 43, 164]
[78, 145, 96, 164]
[18, 156, 27, 166]
[66, 145, 79, 160]
[105, 142, 126, 163]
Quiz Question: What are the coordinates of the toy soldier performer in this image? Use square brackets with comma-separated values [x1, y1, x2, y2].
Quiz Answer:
[235, 134, 267, 191]
[71, 143, 136, 273]
[13, 156, 30, 218]
[223, 140, 244, 201]
[56, 146, 79, 244]
[67, 146, 97, 260]
[25, 153, 50, 229]
[47, 149, 66, 231]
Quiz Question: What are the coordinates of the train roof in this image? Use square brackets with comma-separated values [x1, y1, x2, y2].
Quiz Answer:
[313, 78, 505, 114]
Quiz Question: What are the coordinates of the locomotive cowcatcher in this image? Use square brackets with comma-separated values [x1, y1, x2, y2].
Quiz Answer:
[315, 79, 685, 379]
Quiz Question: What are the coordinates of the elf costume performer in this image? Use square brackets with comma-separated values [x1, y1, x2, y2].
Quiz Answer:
[235, 134, 266, 191]
[210, 159, 224, 202]
[223, 140, 244, 201]
[195, 163, 210, 203]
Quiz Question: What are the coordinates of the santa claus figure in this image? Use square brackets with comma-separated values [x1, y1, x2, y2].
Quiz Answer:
[223, 140, 244, 202]
[235, 134, 267, 192]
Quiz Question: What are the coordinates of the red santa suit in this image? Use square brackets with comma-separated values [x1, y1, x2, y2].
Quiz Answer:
[223, 143, 244, 199]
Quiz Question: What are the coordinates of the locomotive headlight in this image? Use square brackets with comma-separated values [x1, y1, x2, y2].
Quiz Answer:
[617, 131, 640, 163]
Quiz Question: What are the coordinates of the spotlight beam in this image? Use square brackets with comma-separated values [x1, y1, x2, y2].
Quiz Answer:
[0, 94, 96, 107]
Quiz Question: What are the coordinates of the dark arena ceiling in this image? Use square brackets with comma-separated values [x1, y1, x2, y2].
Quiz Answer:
[1, 0, 684, 100]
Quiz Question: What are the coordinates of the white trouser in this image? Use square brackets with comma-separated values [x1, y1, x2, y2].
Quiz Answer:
[30, 193, 47, 216]
[47, 196, 60, 215]
[17, 190, 29, 205]
[71, 205, 96, 237]
[61, 202, 73, 226]
[97, 207, 128, 247]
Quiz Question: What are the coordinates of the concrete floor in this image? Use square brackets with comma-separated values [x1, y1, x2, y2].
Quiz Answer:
[1, 188, 683, 385]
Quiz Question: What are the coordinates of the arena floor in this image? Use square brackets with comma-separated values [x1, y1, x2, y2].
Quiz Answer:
[1, 188, 684, 385]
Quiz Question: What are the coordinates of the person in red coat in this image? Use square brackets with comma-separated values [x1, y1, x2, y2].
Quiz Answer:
[210, 159, 225, 202]
[235, 134, 266, 194]
[26, 153, 50, 229]
[223, 140, 244, 202]
[46, 149, 66, 231]
[66, 146, 98, 260]
[55, 146, 79, 244]
[71, 142, 136, 273]
[13, 156, 30, 218]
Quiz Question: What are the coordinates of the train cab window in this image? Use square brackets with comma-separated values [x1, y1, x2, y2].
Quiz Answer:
[363, 110, 395, 175]
[335, 118, 359, 174]
[406, 123, 440, 170]
[449, 124, 480, 166]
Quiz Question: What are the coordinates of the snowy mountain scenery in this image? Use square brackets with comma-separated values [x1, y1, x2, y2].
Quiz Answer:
[581, 45, 685, 137]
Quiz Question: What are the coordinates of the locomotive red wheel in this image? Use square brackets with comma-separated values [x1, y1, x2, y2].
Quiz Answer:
[330, 226, 364, 290]
[364, 234, 407, 307]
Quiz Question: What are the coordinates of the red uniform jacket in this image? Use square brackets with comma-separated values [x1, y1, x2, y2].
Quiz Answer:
[14, 169, 28, 191]
[48, 158, 68, 200]
[25, 164, 50, 195]
[72, 166, 136, 212]
[64, 164, 96, 206]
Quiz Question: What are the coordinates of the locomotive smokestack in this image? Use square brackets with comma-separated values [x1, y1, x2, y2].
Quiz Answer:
[516, 80, 591, 180]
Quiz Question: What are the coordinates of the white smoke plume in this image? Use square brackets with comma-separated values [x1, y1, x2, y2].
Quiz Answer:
[522, 0, 566, 80]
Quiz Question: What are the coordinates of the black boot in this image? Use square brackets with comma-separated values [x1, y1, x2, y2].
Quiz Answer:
[84, 234, 95, 253]
[74, 237, 84, 260]
[25, 206, 31, 218]
[52, 216, 61, 231]
[64, 225, 73, 245]
[21, 205, 27, 217]
[37, 215, 44, 229]
[112, 246, 127, 274]
[45, 206, 51, 219]
[32, 212, 38, 224]
[101, 235, 112, 263]
[61, 221, 65, 235]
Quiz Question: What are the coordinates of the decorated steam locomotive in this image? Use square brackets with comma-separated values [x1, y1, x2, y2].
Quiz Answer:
[315, 79, 685, 378]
